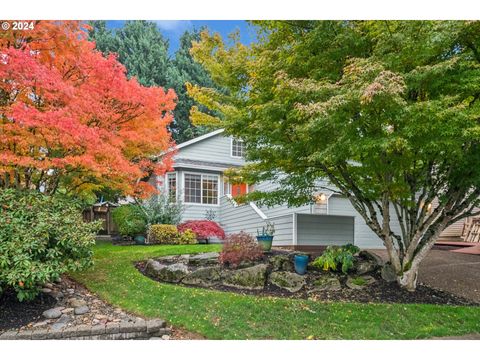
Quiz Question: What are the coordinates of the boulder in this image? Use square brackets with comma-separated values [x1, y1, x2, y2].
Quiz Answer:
[311, 275, 342, 291]
[68, 298, 87, 308]
[42, 307, 63, 319]
[74, 305, 90, 315]
[359, 250, 384, 267]
[182, 266, 222, 287]
[222, 264, 268, 290]
[268, 255, 294, 272]
[144, 260, 189, 283]
[269, 271, 306, 293]
[188, 252, 219, 266]
[381, 263, 397, 283]
[346, 275, 376, 290]
[356, 260, 377, 275]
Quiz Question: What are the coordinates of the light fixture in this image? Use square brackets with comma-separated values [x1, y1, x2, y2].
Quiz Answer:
[315, 192, 327, 205]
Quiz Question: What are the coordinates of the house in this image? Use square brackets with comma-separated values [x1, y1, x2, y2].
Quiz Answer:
[156, 129, 467, 249]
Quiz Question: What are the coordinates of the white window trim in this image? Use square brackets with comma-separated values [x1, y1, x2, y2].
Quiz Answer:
[230, 137, 245, 158]
[183, 172, 220, 206]
[165, 171, 178, 203]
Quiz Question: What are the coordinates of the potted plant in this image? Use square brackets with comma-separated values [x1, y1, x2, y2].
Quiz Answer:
[294, 253, 310, 275]
[256, 221, 275, 252]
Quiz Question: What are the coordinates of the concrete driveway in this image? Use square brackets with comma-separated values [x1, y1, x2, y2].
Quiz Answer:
[370, 249, 480, 303]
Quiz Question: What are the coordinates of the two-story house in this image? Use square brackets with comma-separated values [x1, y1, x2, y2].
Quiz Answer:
[155, 129, 466, 249]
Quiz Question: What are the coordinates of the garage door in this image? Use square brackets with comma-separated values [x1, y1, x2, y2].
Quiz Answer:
[296, 214, 354, 246]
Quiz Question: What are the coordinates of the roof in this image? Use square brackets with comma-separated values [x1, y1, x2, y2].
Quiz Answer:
[173, 158, 241, 172]
[175, 129, 225, 150]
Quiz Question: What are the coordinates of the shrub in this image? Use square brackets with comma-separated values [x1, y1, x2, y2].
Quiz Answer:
[178, 220, 225, 240]
[112, 205, 146, 236]
[311, 244, 360, 274]
[140, 195, 184, 226]
[179, 229, 197, 245]
[219, 232, 263, 268]
[148, 225, 197, 245]
[0, 190, 102, 301]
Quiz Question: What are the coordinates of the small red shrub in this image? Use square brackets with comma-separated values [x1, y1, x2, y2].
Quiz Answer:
[177, 220, 225, 240]
[219, 232, 264, 268]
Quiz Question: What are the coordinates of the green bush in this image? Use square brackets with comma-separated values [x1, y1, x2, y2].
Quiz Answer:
[311, 244, 360, 274]
[0, 189, 102, 301]
[141, 195, 184, 225]
[112, 205, 146, 236]
[148, 225, 197, 245]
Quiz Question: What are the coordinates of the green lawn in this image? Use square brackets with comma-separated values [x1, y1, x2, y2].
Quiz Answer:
[71, 242, 480, 339]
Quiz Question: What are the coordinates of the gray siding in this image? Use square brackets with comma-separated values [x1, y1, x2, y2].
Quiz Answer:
[175, 134, 245, 166]
[296, 214, 354, 246]
[219, 196, 293, 246]
[328, 195, 402, 249]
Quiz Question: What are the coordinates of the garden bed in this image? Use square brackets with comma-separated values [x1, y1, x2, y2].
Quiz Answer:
[0, 288, 56, 331]
[136, 250, 478, 306]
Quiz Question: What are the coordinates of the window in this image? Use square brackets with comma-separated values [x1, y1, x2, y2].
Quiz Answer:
[231, 138, 245, 158]
[184, 173, 219, 205]
[166, 173, 177, 202]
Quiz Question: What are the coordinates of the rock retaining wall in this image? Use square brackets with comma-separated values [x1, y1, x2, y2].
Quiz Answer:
[0, 319, 169, 340]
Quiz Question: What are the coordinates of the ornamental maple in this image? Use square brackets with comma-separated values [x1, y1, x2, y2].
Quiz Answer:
[0, 21, 176, 198]
[177, 220, 226, 240]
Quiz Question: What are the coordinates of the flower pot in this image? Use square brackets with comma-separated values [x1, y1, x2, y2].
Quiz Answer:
[134, 234, 146, 245]
[256, 235, 274, 252]
[294, 254, 309, 275]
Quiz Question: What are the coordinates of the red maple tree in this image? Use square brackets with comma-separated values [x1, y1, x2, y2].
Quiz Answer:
[0, 21, 176, 198]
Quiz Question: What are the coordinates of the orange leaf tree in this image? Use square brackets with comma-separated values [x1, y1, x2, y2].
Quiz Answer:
[0, 21, 176, 199]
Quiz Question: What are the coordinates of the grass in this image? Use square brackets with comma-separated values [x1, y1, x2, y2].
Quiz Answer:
[71, 241, 480, 339]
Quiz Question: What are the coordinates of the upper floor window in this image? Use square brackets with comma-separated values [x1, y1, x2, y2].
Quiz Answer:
[184, 173, 219, 205]
[231, 138, 245, 158]
[166, 172, 177, 202]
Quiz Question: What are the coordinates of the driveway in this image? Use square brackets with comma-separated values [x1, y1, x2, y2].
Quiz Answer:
[370, 249, 480, 303]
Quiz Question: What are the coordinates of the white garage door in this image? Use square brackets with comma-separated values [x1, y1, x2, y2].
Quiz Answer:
[296, 214, 354, 246]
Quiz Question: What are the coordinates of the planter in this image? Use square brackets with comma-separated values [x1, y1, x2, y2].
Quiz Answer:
[294, 254, 309, 275]
[256, 235, 274, 252]
[134, 234, 146, 245]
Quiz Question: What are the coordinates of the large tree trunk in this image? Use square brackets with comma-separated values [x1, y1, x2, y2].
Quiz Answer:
[396, 266, 419, 292]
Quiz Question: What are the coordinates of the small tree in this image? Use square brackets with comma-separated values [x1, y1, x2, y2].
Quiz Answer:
[188, 21, 480, 290]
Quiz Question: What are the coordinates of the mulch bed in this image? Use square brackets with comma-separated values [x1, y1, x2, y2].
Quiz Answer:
[136, 256, 479, 307]
[0, 288, 56, 331]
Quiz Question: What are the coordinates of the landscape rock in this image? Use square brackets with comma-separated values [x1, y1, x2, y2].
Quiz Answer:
[346, 275, 376, 290]
[268, 255, 294, 272]
[359, 250, 384, 267]
[42, 307, 63, 319]
[222, 264, 268, 290]
[188, 252, 219, 266]
[311, 275, 342, 291]
[144, 260, 189, 283]
[356, 260, 377, 275]
[181, 266, 221, 287]
[381, 263, 397, 283]
[40, 288, 52, 294]
[68, 298, 87, 308]
[74, 306, 90, 315]
[269, 271, 306, 292]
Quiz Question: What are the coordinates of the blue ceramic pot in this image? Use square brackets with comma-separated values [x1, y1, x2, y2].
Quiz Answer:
[294, 254, 309, 275]
[134, 235, 146, 245]
[256, 235, 274, 252]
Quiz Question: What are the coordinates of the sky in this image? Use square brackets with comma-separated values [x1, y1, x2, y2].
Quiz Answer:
[106, 20, 258, 56]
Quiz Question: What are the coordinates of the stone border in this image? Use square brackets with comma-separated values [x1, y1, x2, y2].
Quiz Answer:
[0, 319, 169, 340]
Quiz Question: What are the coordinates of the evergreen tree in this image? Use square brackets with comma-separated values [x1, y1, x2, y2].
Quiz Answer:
[171, 28, 218, 142]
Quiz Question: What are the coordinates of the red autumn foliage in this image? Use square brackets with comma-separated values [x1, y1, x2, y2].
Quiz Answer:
[219, 232, 264, 268]
[0, 21, 176, 198]
[177, 220, 225, 240]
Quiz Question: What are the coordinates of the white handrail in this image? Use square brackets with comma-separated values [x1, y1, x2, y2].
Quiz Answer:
[249, 202, 268, 220]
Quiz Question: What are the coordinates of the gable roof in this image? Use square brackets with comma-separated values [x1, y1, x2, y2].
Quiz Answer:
[176, 129, 225, 150]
